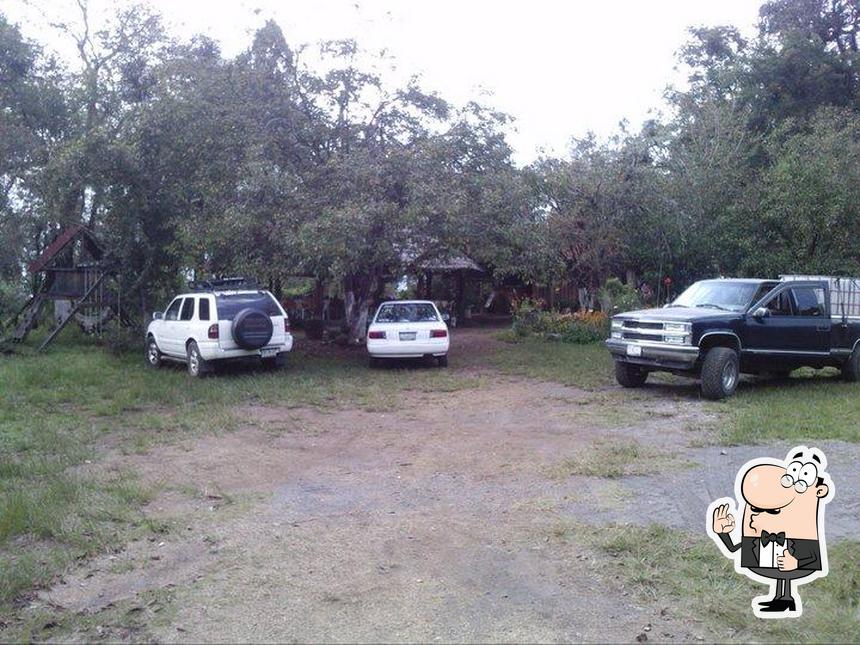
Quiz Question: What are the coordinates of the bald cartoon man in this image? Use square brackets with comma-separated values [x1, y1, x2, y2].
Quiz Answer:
[707, 446, 834, 618]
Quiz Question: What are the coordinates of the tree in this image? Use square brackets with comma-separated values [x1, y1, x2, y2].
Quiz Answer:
[741, 107, 860, 275]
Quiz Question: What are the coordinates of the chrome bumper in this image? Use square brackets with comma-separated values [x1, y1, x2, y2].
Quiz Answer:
[605, 339, 700, 367]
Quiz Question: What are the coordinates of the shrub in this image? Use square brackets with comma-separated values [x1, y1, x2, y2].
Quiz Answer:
[511, 299, 609, 344]
[598, 277, 642, 314]
[511, 297, 545, 337]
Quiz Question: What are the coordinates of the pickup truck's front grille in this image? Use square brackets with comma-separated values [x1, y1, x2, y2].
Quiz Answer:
[612, 317, 692, 346]
[622, 320, 663, 330]
[622, 331, 659, 341]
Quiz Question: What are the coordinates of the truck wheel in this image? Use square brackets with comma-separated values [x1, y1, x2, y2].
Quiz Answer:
[437, 354, 448, 367]
[187, 341, 210, 378]
[701, 347, 739, 399]
[615, 361, 648, 388]
[841, 347, 860, 382]
[146, 337, 162, 369]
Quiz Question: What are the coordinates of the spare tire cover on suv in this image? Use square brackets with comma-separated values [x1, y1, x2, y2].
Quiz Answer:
[232, 308, 274, 349]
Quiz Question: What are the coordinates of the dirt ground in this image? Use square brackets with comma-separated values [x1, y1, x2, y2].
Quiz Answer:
[29, 330, 860, 643]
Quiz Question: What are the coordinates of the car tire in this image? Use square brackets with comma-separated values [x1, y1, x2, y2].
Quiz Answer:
[368, 356, 382, 368]
[437, 355, 448, 367]
[701, 347, 739, 399]
[841, 346, 860, 382]
[146, 337, 162, 369]
[187, 341, 210, 378]
[614, 361, 647, 388]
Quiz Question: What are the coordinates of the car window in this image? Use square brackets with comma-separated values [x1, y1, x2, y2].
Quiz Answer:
[750, 282, 777, 307]
[198, 298, 211, 321]
[375, 303, 439, 323]
[791, 287, 826, 317]
[164, 298, 182, 321]
[180, 298, 195, 321]
[215, 293, 283, 321]
[765, 291, 794, 316]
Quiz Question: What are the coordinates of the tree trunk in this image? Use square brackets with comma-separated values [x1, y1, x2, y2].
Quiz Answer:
[344, 273, 375, 345]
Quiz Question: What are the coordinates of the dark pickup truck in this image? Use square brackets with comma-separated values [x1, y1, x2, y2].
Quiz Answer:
[605, 276, 860, 399]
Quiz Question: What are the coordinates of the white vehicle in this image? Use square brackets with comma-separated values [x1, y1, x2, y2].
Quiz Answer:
[145, 278, 293, 377]
[366, 300, 450, 367]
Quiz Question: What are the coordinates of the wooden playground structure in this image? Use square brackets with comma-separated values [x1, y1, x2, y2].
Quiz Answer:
[1, 225, 132, 352]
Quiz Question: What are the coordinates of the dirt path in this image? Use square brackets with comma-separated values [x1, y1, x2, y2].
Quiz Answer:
[28, 330, 860, 642]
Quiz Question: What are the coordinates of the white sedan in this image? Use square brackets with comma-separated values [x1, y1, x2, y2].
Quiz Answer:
[366, 300, 450, 367]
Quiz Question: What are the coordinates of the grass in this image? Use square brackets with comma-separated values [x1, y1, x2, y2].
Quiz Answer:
[2, 325, 860, 630]
[553, 522, 860, 642]
[490, 332, 614, 388]
[0, 330, 486, 617]
[719, 369, 860, 444]
[547, 439, 683, 479]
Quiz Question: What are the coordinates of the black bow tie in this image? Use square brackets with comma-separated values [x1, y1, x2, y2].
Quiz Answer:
[760, 530, 786, 547]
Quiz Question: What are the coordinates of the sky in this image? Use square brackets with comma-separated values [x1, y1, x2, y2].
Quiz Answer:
[7, 0, 762, 164]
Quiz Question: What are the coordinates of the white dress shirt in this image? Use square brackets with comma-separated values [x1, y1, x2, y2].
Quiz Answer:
[759, 539, 786, 568]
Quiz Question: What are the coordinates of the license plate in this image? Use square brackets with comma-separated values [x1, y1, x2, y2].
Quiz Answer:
[399, 332, 417, 341]
[626, 344, 642, 357]
[261, 348, 278, 358]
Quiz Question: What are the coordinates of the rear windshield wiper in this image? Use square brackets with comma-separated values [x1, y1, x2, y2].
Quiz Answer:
[695, 303, 730, 311]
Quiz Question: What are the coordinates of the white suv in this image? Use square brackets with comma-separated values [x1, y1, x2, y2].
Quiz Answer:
[146, 278, 293, 376]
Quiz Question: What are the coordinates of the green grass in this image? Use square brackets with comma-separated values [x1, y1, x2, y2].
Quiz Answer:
[489, 333, 614, 388]
[720, 368, 860, 444]
[555, 522, 860, 642]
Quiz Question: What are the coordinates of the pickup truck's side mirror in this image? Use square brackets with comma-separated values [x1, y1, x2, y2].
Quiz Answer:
[152, 312, 164, 320]
[752, 306, 769, 319]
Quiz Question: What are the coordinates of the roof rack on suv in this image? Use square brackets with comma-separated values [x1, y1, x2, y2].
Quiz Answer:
[188, 277, 259, 292]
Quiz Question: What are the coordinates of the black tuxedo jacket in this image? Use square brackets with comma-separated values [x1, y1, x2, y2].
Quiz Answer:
[718, 533, 822, 571]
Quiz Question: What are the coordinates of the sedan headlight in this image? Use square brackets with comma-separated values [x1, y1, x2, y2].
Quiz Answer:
[664, 322, 691, 333]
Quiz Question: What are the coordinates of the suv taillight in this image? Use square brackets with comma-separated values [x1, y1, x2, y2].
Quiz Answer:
[430, 329, 448, 338]
[368, 331, 386, 339]
[208, 324, 219, 339]
[284, 318, 290, 333]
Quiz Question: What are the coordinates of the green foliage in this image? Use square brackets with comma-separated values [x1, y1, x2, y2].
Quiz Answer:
[0, 279, 26, 325]
[598, 277, 642, 314]
[511, 299, 609, 344]
[4, 0, 860, 342]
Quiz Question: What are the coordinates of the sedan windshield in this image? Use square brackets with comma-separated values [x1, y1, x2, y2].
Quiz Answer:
[375, 303, 439, 323]
[670, 281, 764, 313]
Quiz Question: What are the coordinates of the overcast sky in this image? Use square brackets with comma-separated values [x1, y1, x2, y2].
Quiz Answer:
[8, 0, 762, 164]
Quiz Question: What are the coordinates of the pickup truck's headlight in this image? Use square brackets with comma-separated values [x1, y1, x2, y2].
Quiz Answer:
[664, 322, 691, 333]
[664, 334, 691, 345]
[611, 319, 623, 329]
[610, 331, 622, 339]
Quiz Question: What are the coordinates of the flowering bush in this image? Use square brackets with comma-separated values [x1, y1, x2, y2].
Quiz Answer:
[512, 297, 609, 344]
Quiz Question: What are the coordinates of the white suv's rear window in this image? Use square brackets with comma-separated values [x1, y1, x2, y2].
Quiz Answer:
[215, 293, 282, 320]
[376, 303, 439, 323]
